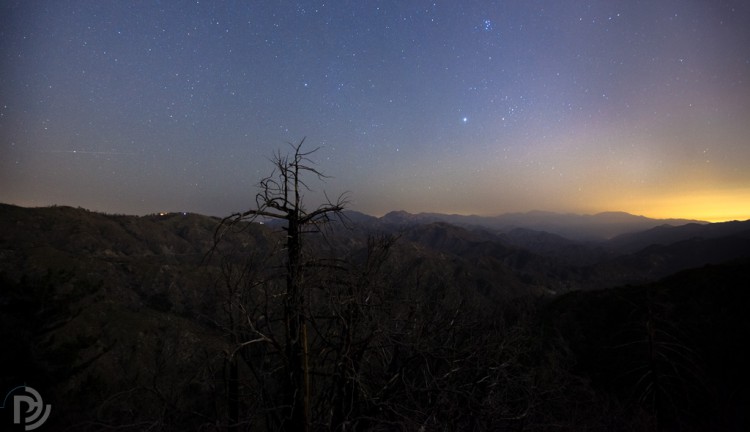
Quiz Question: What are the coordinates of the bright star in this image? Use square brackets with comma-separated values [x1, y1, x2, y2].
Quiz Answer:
[462, 117, 468, 123]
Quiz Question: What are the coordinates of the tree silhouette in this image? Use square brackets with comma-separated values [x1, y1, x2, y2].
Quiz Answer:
[213, 139, 347, 431]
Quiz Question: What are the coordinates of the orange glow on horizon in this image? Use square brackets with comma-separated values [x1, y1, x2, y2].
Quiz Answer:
[612, 188, 750, 223]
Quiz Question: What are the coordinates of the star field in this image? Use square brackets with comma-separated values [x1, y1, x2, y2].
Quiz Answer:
[2, 1, 749, 221]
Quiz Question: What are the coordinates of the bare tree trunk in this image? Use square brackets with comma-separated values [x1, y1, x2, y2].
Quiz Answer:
[211, 139, 347, 431]
[283, 215, 309, 431]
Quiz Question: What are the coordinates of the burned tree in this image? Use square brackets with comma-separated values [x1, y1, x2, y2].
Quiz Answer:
[214, 139, 347, 431]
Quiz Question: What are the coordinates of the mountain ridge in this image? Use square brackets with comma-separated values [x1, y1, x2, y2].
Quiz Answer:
[3, 203, 748, 294]
[379, 209, 708, 240]
[2, 203, 709, 239]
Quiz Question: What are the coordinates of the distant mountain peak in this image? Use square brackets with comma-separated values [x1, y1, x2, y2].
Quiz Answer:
[380, 210, 432, 224]
[382, 209, 413, 218]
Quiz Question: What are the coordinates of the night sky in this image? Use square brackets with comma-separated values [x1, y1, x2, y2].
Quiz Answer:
[2, 1, 749, 222]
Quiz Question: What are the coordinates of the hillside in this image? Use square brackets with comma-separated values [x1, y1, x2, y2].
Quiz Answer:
[544, 260, 750, 431]
[606, 219, 750, 253]
[1, 203, 749, 431]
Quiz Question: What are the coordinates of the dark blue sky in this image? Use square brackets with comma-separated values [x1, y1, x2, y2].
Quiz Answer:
[2, 1, 749, 221]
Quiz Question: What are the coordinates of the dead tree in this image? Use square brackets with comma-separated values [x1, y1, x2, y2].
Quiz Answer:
[214, 138, 347, 431]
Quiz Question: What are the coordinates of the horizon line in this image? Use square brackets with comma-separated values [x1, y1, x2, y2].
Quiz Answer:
[3, 201, 748, 224]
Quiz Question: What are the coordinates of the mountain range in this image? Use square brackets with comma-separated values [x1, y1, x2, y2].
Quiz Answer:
[2, 203, 748, 297]
[374, 209, 706, 240]
[1, 202, 749, 430]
